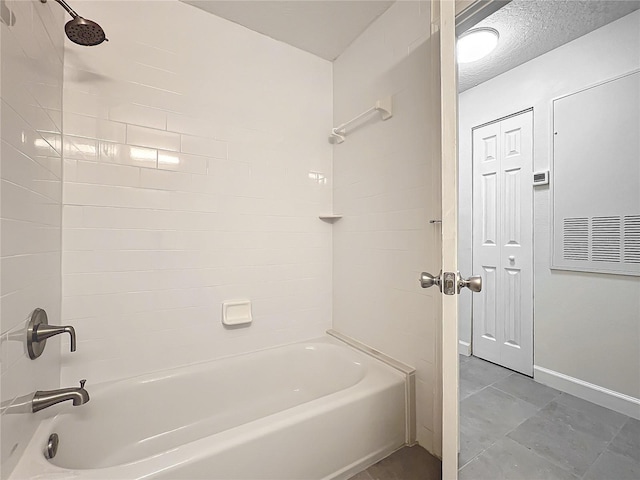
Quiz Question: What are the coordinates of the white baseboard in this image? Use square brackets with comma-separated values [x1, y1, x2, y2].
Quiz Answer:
[534, 365, 640, 420]
[458, 340, 471, 356]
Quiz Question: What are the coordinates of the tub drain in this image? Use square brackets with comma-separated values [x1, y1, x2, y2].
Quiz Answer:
[45, 433, 59, 459]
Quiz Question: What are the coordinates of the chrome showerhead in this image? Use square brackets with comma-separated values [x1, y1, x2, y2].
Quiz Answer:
[41, 0, 107, 46]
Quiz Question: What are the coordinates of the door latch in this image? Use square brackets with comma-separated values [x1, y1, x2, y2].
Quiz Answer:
[419, 271, 482, 295]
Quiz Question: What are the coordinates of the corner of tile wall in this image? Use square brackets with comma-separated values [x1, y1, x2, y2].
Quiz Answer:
[331, 0, 441, 455]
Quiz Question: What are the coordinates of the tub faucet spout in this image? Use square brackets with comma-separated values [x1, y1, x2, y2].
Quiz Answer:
[32, 380, 90, 413]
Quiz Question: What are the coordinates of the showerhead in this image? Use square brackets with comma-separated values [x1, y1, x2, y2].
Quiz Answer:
[65, 16, 107, 46]
[42, 0, 107, 46]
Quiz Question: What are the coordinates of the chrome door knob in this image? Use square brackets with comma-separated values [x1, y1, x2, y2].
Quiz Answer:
[420, 271, 442, 290]
[457, 274, 482, 293]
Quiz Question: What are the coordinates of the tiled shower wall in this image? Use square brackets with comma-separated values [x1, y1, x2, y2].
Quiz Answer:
[1, 0, 64, 476]
[332, 2, 443, 455]
[61, 1, 333, 384]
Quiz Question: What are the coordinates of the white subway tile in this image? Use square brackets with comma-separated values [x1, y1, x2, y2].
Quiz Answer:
[63, 88, 109, 118]
[166, 113, 223, 138]
[140, 168, 191, 191]
[98, 142, 157, 169]
[127, 125, 180, 152]
[75, 161, 140, 188]
[158, 151, 207, 174]
[109, 103, 167, 130]
[64, 112, 126, 143]
[180, 134, 227, 158]
[64, 136, 98, 161]
[2, 2, 63, 473]
[58, 0, 334, 387]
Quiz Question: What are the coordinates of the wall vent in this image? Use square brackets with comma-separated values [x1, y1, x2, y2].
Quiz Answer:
[561, 215, 640, 273]
[552, 71, 639, 276]
[591, 216, 621, 262]
[563, 217, 589, 261]
[623, 215, 640, 264]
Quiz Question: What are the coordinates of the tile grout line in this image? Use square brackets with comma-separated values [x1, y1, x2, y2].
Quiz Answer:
[458, 358, 514, 469]
[506, 392, 631, 479]
[461, 357, 636, 479]
[579, 417, 632, 479]
[461, 363, 572, 475]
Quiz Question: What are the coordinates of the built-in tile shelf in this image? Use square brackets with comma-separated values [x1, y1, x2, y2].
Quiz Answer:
[319, 214, 343, 222]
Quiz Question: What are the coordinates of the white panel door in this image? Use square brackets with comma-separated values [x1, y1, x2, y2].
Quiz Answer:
[472, 111, 533, 376]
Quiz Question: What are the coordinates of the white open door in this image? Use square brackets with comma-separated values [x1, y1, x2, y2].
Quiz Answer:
[421, 1, 460, 478]
[439, 0, 459, 478]
[435, 0, 495, 478]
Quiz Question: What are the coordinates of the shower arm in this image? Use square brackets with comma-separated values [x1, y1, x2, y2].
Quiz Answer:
[41, 0, 79, 19]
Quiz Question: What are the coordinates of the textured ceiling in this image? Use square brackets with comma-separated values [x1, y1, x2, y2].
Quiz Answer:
[458, 0, 640, 92]
[182, 0, 394, 61]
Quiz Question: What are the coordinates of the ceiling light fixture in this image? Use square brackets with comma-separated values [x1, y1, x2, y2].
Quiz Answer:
[457, 28, 499, 64]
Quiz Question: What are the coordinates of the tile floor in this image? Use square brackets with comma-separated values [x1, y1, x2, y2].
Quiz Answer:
[349, 445, 441, 480]
[459, 354, 640, 480]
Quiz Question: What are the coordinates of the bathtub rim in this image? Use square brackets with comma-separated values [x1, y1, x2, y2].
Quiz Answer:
[327, 329, 417, 446]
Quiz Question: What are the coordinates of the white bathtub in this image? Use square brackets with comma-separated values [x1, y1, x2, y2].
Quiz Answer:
[10, 336, 407, 480]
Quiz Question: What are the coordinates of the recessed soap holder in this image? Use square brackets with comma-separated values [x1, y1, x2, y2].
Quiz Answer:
[222, 300, 252, 327]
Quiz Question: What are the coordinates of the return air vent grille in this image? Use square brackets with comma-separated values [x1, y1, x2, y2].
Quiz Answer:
[624, 215, 640, 264]
[552, 72, 639, 276]
[592, 216, 621, 262]
[563, 217, 589, 261]
[560, 215, 640, 274]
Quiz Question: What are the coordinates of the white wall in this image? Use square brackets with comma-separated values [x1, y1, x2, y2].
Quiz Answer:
[333, 1, 443, 455]
[0, 0, 64, 477]
[61, 1, 333, 384]
[459, 11, 640, 399]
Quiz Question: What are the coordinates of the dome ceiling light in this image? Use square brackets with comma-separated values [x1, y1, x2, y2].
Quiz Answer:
[457, 28, 500, 64]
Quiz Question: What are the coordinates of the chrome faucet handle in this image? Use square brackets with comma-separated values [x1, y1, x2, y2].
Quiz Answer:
[34, 324, 76, 352]
[27, 309, 79, 360]
[79, 379, 86, 389]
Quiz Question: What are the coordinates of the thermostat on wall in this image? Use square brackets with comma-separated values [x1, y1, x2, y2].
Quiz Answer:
[533, 170, 549, 186]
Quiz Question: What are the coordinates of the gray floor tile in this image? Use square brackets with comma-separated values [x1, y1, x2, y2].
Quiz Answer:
[460, 377, 485, 401]
[459, 437, 579, 480]
[609, 417, 640, 462]
[460, 356, 512, 400]
[507, 413, 610, 477]
[460, 386, 539, 466]
[540, 397, 627, 443]
[353, 446, 441, 480]
[554, 393, 628, 432]
[583, 450, 640, 480]
[348, 471, 373, 480]
[460, 377, 486, 401]
[459, 436, 490, 469]
[493, 373, 561, 408]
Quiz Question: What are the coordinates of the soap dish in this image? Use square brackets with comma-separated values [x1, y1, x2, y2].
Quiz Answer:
[222, 300, 252, 326]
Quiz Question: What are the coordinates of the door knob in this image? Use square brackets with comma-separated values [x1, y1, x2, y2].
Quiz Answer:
[457, 273, 482, 293]
[419, 271, 442, 290]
